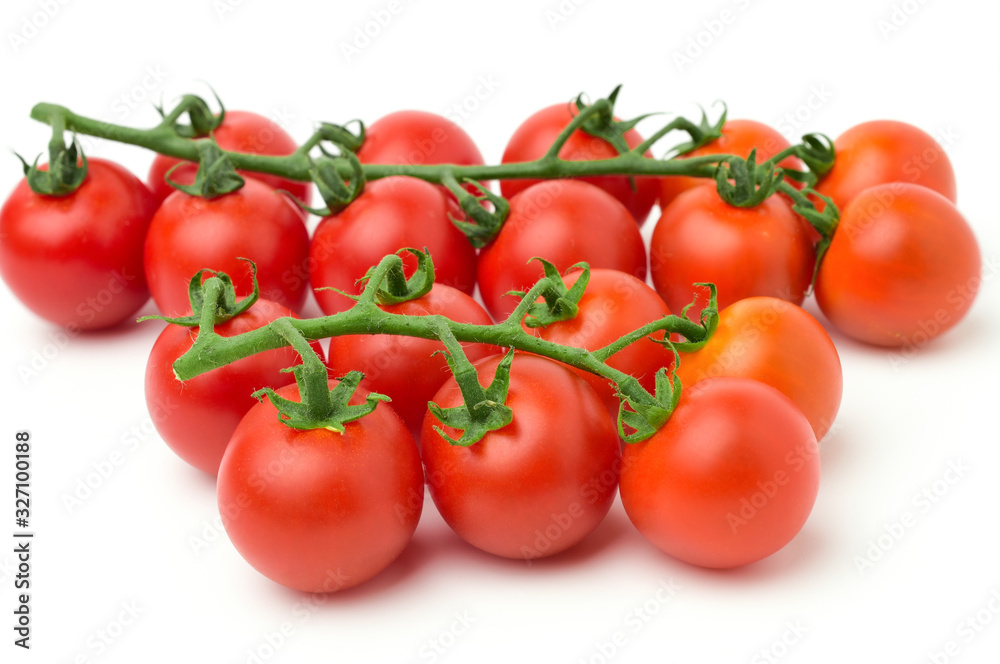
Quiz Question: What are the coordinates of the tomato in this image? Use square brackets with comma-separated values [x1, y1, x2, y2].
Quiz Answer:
[675, 297, 842, 440]
[218, 380, 423, 592]
[0, 158, 155, 330]
[421, 354, 620, 560]
[310, 176, 477, 315]
[815, 120, 956, 213]
[501, 103, 659, 224]
[815, 183, 981, 347]
[659, 119, 804, 211]
[328, 283, 499, 436]
[357, 110, 484, 169]
[144, 178, 311, 316]
[145, 298, 323, 475]
[148, 110, 311, 208]
[620, 377, 820, 569]
[524, 268, 675, 417]
[649, 185, 813, 319]
[478, 180, 647, 321]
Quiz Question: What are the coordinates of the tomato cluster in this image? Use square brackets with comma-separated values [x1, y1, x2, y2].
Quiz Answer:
[0, 94, 982, 594]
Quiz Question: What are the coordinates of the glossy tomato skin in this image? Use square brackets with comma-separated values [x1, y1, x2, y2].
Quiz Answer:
[218, 381, 423, 593]
[145, 299, 323, 475]
[501, 103, 659, 224]
[815, 120, 956, 213]
[357, 110, 484, 169]
[659, 119, 804, 211]
[328, 284, 499, 436]
[421, 355, 620, 560]
[815, 183, 980, 347]
[650, 185, 813, 318]
[0, 158, 156, 330]
[525, 269, 674, 417]
[676, 297, 842, 440]
[311, 176, 478, 314]
[478, 180, 647, 321]
[148, 110, 311, 208]
[144, 178, 310, 316]
[621, 377, 820, 569]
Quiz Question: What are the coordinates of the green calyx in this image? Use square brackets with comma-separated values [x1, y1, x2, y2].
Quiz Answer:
[517, 259, 590, 329]
[17, 137, 88, 197]
[444, 175, 510, 249]
[256, 369, 389, 434]
[165, 140, 245, 199]
[155, 91, 225, 138]
[366, 248, 435, 306]
[429, 348, 515, 447]
[138, 259, 260, 327]
[302, 144, 366, 216]
[716, 150, 785, 208]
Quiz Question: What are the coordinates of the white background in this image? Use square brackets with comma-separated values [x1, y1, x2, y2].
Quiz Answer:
[1, 0, 999, 662]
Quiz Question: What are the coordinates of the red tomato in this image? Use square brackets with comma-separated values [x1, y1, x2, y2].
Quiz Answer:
[310, 176, 477, 314]
[815, 120, 956, 213]
[421, 354, 620, 560]
[659, 119, 804, 210]
[478, 180, 647, 321]
[501, 103, 659, 224]
[650, 185, 813, 319]
[145, 298, 323, 475]
[524, 269, 675, 417]
[144, 178, 311, 316]
[815, 183, 981, 347]
[218, 380, 423, 592]
[328, 283, 498, 436]
[147, 110, 311, 208]
[621, 377, 820, 569]
[357, 110, 484, 169]
[0, 158, 155, 330]
[675, 297, 842, 440]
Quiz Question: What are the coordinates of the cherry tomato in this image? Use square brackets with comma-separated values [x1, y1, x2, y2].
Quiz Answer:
[675, 297, 842, 440]
[144, 178, 310, 316]
[310, 176, 477, 315]
[524, 268, 675, 417]
[815, 120, 956, 213]
[218, 380, 423, 592]
[659, 119, 804, 210]
[621, 377, 820, 569]
[650, 185, 813, 319]
[421, 354, 620, 560]
[148, 110, 312, 208]
[328, 283, 498, 436]
[0, 158, 155, 330]
[357, 110, 484, 169]
[501, 103, 659, 224]
[815, 183, 981, 347]
[478, 180, 647, 321]
[145, 298, 323, 476]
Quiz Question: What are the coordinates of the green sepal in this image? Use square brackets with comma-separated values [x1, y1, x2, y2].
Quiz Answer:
[16, 138, 88, 197]
[165, 140, 244, 199]
[358, 248, 435, 305]
[166, 91, 225, 138]
[715, 150, 784, 208]
[573, 85, 658, 192]
[666, 102, 727, 158]
[254, 370, 389, 433]
[796, 133, 836, 178]
[446, 178, 511, 249]
[650, 282, 719, 353]
[318, 120, 366, 152]
[618, 342, 683, 444]
[428, 349, 515, 447]
[518, 259, 590, 328]
[304, 147, 365, 216]
[138, 259, 260, 327]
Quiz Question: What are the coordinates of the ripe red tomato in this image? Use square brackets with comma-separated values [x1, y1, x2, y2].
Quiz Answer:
[147, 110, 312, 208]
[621, 377, 820, 569]
[218, 380, 423, 592]
[815, 120, 956, 213]
[815, 183, 981, 347]
[0, 158, 155, 330]
[327, 283, 498, 436]
[659, 119, 804, 210]
[310, 176, 478, 315]
[675, 297, 842, 440]
[501, 103, 659, 224]
[357, 110, 484, 169]
[650, 185, 813, 319]
[145, 298, 323, 476]
[524, 268, 675, 417]
[477, 180, 647, 321]
[421, 354, 620, 560]
[144, 178, 311, 316]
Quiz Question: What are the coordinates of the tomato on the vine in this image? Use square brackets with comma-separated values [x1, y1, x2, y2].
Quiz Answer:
[621, 377, 820, 569]
[815, 182, 980, 347]
[0, 158, 156, 330]
[148, 110, 312, 208]
[218, 380, 423, 592]
[421, 354, 620, 560]
[501, 103, 659, 224]
[478, 180, 647, 321]
[144, 178, 311, 316]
